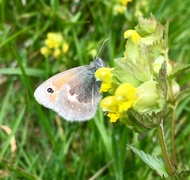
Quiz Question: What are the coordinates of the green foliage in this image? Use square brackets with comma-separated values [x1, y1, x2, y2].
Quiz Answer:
[127, 144, 168, 178]
[169, 64, 190, 80]
[0, 0, 190, 179]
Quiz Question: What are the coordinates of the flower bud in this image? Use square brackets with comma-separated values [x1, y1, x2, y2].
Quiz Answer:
[133, 80, 165, 114]
[153, 55, 172, 75]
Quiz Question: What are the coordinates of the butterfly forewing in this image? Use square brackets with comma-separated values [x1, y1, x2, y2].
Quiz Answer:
[34, 58, 104, 121]
[55, 66, 102, 121]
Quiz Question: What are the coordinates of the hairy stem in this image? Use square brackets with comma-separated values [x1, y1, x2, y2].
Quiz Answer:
[157, 121, 175, 176]
[171, 105, 178, 166]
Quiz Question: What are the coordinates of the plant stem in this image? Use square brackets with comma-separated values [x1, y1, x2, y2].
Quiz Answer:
[167, 79, 178, 166]
[171, 105, 178, 166]
[157, 121, 175, 176]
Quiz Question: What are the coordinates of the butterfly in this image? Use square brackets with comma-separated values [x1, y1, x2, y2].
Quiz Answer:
[34, 58, 104, 121]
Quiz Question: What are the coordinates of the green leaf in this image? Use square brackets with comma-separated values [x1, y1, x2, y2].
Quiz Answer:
[127, 144, 168, 178]
[169, 63, 190, 79]
[135, 14, 157, 36]
[127, 109, 161, 133]
[170, 171, 190, 180]
[0, 106, 25, 157]
[158, 61, 167, 98]
[0, 157, 41, 180]
[176, 88, 190, 104]
[0, 68, 44, 77]
[0, 24, 36, 48]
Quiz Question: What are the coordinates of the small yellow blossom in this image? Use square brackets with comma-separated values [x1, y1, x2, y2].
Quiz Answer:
[124, 30, 141, 44]
[46, 33, 63, 48]
[95, 67, 113, 92]
[100, 96, 121, 122]
[40, 46, 50, 56]
[62, 43, 69, 53]
[41, 32, 69, 58]
[95, 68, 112, 82]
[100, 83, 137, 123]
[114, 5, 126, 14]
[113, 0, 133, 15]
[100, 83, 113, 93]
[115, 83, 136, 101]
[119, 101, 134, 112]
[115, 83, 137, 112]
[100, 96, 119, 112]
[120, 0, 132, 6]
[107, 112, 120, 122]
[53, 48, 61, 58]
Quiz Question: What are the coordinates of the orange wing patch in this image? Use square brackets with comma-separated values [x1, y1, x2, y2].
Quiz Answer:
[48, 71, 77, 102]
[52, 73, 75, 91]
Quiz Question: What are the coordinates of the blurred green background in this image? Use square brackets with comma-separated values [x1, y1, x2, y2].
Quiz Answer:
[0, 0, 190, 179]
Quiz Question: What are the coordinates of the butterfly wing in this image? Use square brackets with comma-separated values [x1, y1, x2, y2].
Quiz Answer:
[34, 65, 102, 121]
[55, 67, 102, 121]
[34, 66, 85, 110]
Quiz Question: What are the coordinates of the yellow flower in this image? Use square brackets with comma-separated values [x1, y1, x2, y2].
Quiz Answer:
[100, 83, 113, 93]
[100, 96, 121, 122]
[100, 96, 119, 112]
[95, 67, 112, 82]
[53, 48, 61, 58]
[124, 30, 141, 44]
[114, 5, 126, 14]
[119, 101, 134, 112]
[100, 83, 136, 123]
[41, 32, 69, 58]
[115, 83, 136, 112]
[62, 43, 69, 53]
[120, 0, 132, 6]
[112, 0, 132, 15]
[107, 112, 120, 122]
[46, 33, 63, 48]
[115, 83, 136, 101]
[40, 46, 50, 56]
[95, 67, 113, 92]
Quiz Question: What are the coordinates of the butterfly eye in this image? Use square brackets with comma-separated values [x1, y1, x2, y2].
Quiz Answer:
[47, 87, 54, 94]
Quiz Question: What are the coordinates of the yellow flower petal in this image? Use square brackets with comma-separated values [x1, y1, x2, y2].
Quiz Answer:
[115, 83, 136, 101]
[62, 43, 69, 53]
[45, 39, 54, 49]
[40, 46, 50, 56]
[107, 112, 120, 122]
[100, 82, 113, 92]
[95, 68, 112, 82]
[95, 67, 113, 92]
[119, 101, 134, 112]
[120, 0, 132, 6]
[100, 96, 119, 112]
[115, 5, 126, 14]
[124, 30, 141, 44]
[47, 32, 54, 39]
[46, 33, 63, 48]
[53, 48, 61, 58]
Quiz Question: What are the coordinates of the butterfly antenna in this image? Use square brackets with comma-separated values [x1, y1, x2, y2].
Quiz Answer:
[95, 38, 109, 59]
